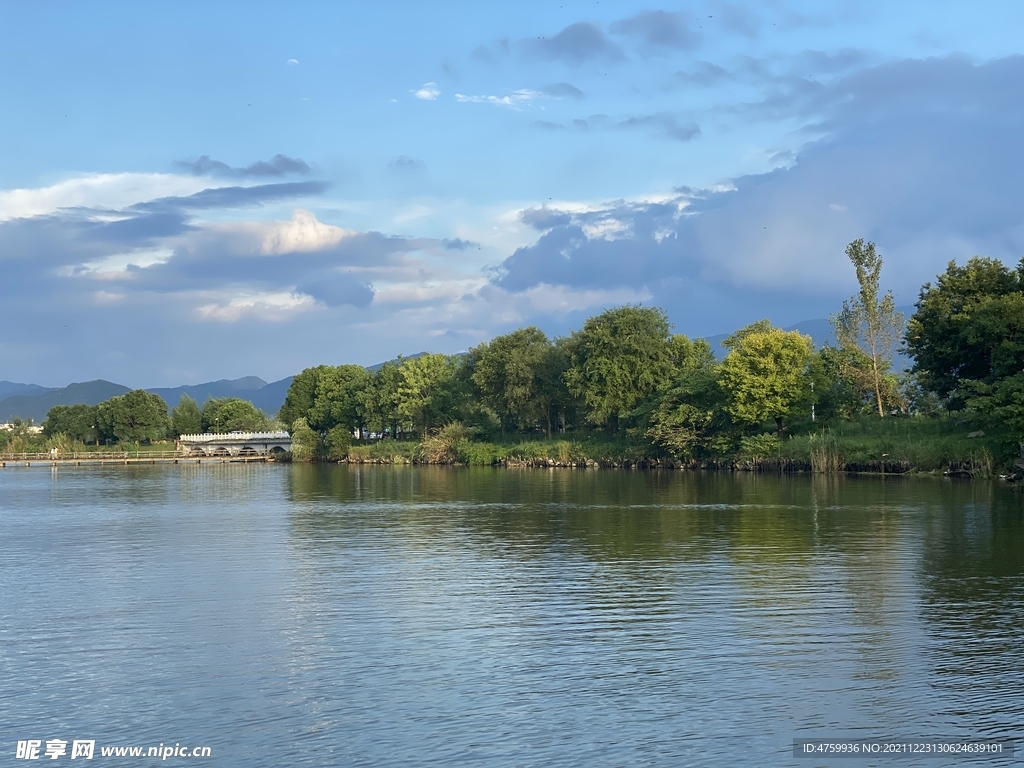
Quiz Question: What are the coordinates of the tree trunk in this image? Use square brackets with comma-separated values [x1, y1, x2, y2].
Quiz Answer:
[872, 353, 884, 417]
[545, 405, 552, 440]
[775, 416, 784, 440]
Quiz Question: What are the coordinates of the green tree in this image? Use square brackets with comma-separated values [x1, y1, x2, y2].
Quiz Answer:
[94, 400, 118, 444]
[307, 364, 371, 437]
[831, 239, 905, 417]
[905, 257, 1024, 405]
[536, 340, 572, 437]
[98, 390, 170, 444]
[645, 337, 727, 458]
[1, 417, 41, 453]
[201, 398, 269, 433]
[325, 425, 353, 460]
[361, 361, 407, 438]
[43, 404, 98, 443]
[564, 305, 674, 434]
[807, 346, 867, 421]
[964, 372, 1024, 438]
[471, 327, 556, 435]
[289, 417, 319, 461]
[396, 354, 463, 435]
[279, 366, 331, 431]
[720, 322, 813, 438]
[170, 394, 203, 436]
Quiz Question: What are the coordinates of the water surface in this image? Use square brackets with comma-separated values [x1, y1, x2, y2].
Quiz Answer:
[1, 465, 1022, 766]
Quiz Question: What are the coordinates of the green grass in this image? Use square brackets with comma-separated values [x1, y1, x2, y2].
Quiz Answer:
[776, 417, 1016, 475]
[309, 417, 1022, 477]
[338, 434, 671, 467]
[345, 440, 419, 463]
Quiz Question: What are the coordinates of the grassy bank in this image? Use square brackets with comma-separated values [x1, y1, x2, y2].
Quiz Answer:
[330, 417, 1020, 478]
[775, 419, 1012, 477]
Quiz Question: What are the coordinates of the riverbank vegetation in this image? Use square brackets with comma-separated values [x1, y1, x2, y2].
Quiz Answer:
[1, 393, 278, 455]
[6, 240, 1022, 476]
[276, 242, 1023, 476]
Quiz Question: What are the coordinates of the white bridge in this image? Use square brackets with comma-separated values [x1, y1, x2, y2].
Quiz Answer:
[177, 431, 292, 457]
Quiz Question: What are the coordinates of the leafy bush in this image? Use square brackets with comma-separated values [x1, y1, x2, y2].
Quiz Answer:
[738, 433, 780, 465]
[419, 422, 470, 464]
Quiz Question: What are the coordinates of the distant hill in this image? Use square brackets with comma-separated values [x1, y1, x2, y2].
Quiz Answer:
[0, 381, 54, 400]
[0, 380, 130, 423]
[149, 377, 269, 407]
[247, 377, 294, 414]
[0, 376, 296, 424]
[702, 309, 913, 371]
[151, 375, 294, 415]
[367, 352, 429, 371]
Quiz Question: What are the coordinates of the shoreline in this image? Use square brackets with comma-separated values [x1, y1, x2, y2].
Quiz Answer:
[1, 454, 1012, 481]
[0, 456, 274, 467]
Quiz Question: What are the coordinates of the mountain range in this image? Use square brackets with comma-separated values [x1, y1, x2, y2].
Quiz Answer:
[0, 377, 294, 424]
[0, 352, 439, 423]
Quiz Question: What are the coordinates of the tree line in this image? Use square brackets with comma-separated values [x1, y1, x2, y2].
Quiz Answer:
[278, 240, 1024, 460]
[10, 238, 1021, 461]
[36, 394, 275, 446]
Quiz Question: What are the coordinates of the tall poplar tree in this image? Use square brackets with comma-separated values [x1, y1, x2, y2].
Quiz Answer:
[831, 239, 905, 417]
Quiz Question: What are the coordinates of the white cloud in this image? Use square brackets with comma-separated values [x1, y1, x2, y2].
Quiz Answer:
[580, 217, 631, 241]
[0, 173, 218, 221]
[65, 249, 176, 279]
[373, 277, 486, 306]
[519, 283, 652, 313]
[287, 58, 299, 65]
[391, 203, 433, 225]
[259, 209, 351, 255]
[93, 291, 126, 304]
[411, 82, 441, 101]
[196, 291, 316, 322]
[454, 89, 543, 110]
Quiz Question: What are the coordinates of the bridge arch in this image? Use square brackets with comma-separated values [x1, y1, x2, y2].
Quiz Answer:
[177, 431, 293, 458]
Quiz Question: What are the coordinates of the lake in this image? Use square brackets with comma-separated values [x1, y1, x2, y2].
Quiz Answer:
[1, 465, 1021, 766]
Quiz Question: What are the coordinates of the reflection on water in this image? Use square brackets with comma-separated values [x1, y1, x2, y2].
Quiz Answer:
[1, 465, 1021, 766]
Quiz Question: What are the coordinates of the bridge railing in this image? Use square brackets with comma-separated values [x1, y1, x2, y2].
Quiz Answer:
[178, 432, 291, 443]
[1, 451, 182, 460]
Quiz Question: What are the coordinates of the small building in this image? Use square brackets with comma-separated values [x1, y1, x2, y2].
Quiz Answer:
[0, 423, 44, 435]
[177, 431, 292, 457]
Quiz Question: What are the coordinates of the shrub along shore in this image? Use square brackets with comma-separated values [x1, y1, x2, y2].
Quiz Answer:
[313, 417, 1015, 479]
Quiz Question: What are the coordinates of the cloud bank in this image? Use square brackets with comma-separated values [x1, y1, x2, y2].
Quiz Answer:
[495, 55, 1024, 333]
[174, 154, 312, 178]
[6, 55, 1024, 385]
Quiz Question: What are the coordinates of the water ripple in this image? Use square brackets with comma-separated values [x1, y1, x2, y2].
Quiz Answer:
[0, 465, 1021, 766]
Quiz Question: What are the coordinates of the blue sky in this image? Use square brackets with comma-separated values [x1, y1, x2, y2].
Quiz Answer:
[2, 1, 1023, 387]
